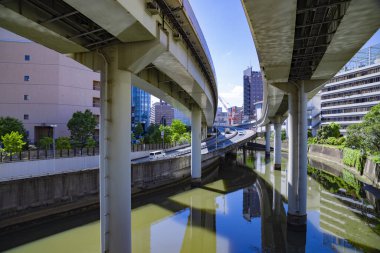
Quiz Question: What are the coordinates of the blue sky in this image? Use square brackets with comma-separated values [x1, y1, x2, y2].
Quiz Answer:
[151, 1, 380, 108]
[187, 0, 380, 108]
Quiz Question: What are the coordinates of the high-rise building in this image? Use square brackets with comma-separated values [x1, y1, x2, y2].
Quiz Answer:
[150, 100, 174, 125]
[214, 107, 228, 126]
[243, 185, 261, 222]
[131, 86, 150, 131]
[0, 29, 100, 143]
[173, 108, 191, 126]
[320, 43, 380, 134]
[243, 67, 263, 119]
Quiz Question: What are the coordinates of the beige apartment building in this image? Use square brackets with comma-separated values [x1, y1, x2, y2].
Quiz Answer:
[0, 29, 100, 143]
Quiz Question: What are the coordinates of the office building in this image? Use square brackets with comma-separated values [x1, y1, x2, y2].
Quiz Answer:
[173, 108, 191, 126]
[131, 86, 150, 131]
[150, 100, 174, 125]
[243, 67, 263, 119]
[320, 43, 380, 133]
[0, 29, 100, 143]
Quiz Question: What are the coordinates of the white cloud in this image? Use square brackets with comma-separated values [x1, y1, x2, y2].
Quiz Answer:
[219, 84, 243, 109]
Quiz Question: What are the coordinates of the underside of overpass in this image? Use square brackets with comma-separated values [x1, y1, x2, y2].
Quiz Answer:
[0, 0, 218, 252]
[242, 0, 380, 228]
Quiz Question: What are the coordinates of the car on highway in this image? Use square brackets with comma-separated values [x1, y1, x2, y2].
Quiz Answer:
[149, 150, 166, 159]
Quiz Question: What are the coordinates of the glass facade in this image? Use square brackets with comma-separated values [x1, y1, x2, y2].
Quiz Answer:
[131, 86, 151, 131]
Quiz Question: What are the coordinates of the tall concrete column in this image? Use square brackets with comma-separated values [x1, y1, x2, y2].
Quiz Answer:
[265, 124, 271, 157]
[273, 120, 282, 170]
[100, 47, 132, 253]
[191, 105, 202, 185]
[287, 82, 307, 227]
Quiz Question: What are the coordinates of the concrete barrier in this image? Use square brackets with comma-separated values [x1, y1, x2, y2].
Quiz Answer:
[308, 144, 343, 163]
[0, 156, 99, 182]
[363, 158, 380, 186]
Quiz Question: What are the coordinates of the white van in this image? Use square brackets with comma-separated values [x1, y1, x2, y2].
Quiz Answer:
[149, 150, 166, 159]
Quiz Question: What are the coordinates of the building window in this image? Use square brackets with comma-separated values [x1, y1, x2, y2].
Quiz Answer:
[24, 114, 29, 120]
[24, 75, 30, 81]
[93, 97, 100, 108]
[93, 80, 101, 91]
[24, 95, 29, 101]
[24, 55, 30, 61]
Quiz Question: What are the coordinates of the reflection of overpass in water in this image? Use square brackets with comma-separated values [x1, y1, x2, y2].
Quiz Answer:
[0, 1, 218, 251]
[242, 0, 380, 227]
[132, 155, 307, 253]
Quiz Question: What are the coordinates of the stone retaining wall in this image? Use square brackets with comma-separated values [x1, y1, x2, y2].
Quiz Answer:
[308, 144, 379, 186]
[0, 153, 221, 228]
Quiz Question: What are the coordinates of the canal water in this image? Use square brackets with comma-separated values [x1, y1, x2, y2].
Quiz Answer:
[3, 151, 380, 253]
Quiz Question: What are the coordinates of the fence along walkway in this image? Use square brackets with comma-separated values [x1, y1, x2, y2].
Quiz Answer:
[0, 142, 188, 163]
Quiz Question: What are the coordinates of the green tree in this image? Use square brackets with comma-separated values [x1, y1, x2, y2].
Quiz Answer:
[67, 109, 97, 148]
[1, 131, 25, 155]
[345, 124, 365, 150]
[0, 117, 27, 139]
[171, 119, 187, 135]
[134, 123, 144, 139]
[159, 125, 172, 143]
[56, 137, 71, 150]
[362, 104, 380, 154]
[39, 137, 53, 150]
[144, 124, 162, 144]
[317, 122, 341, 140]
[178, 132, 191, 144]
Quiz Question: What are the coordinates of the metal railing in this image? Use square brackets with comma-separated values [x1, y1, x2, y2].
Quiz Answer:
[0, 142, 190, 163]
[0, 147, 99, 163]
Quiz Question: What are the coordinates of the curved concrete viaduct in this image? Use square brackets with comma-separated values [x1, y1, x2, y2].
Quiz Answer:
[242, 0, 380, 227]
[0, 0, 218, 252]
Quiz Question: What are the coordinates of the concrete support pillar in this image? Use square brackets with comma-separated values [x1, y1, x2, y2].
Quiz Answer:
[273, 120, 282, 170]
[100, 47, 132, 253]
[191, 106, 202, 185]
[265, 124, 271, 157]
[287, 82, 307, 228]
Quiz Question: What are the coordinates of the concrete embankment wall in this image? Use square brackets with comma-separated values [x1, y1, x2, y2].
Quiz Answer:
[308, 144, 380, 187]
[0, 153, 220, 229]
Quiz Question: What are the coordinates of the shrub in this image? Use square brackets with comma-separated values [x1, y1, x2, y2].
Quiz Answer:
[317, 122, 341, 140]
[337, 137, 346, 146]
[343, 148, 366, 174]
[326, 137, 338, 145]
[85, 137, 96, 148]
[39, 137, 53, 150]
[56, 137, 71, 150]
[281, 129, 287, 140]
[308, 137, 317, 144]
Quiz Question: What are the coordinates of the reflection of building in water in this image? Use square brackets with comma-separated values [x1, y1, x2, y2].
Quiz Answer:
[319, 189, 379, 251]
[243, 185, 261, 221]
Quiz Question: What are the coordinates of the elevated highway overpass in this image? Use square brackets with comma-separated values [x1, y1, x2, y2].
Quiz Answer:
[242, 0, 380, 227]
[0, 0, 218, 252]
